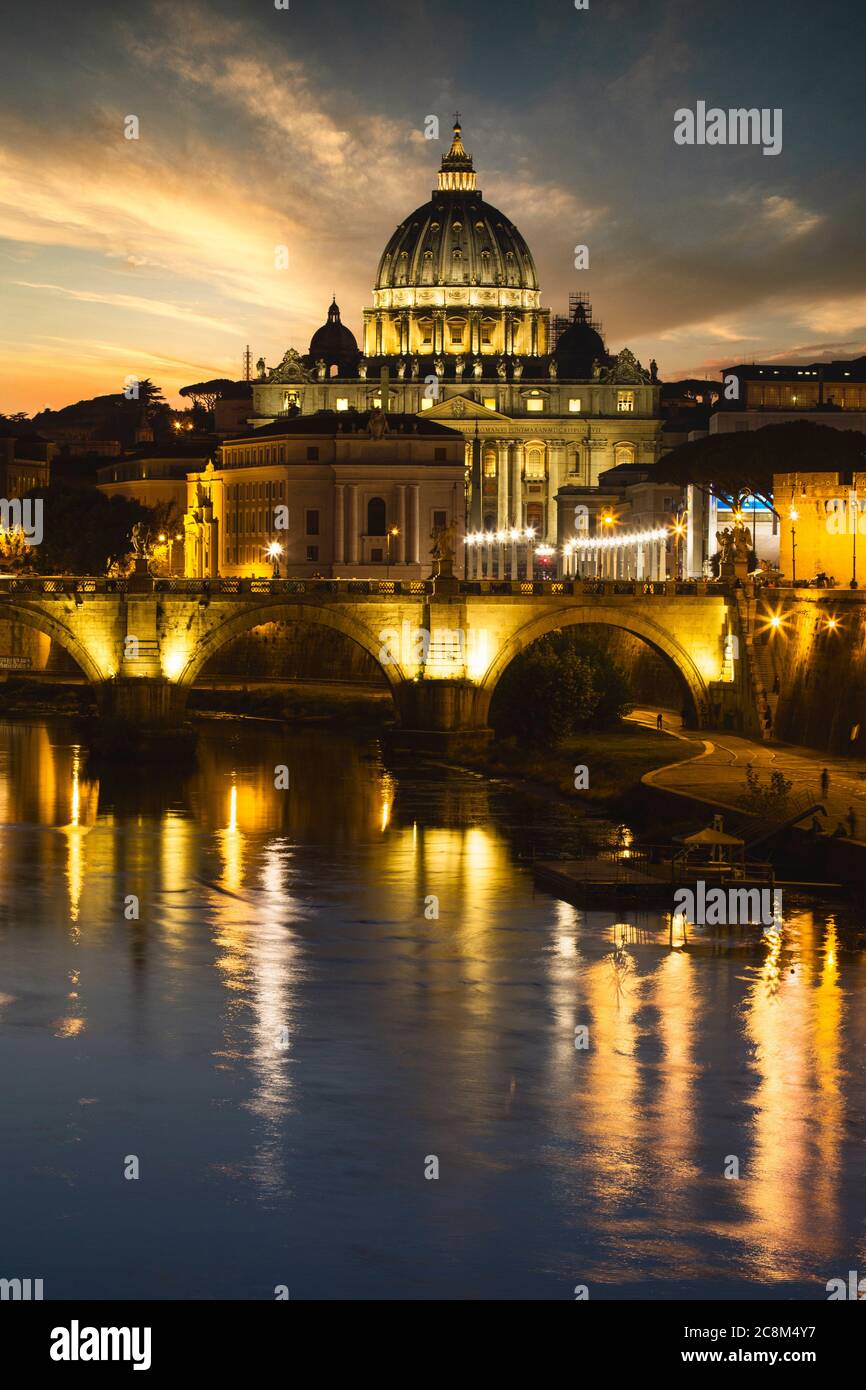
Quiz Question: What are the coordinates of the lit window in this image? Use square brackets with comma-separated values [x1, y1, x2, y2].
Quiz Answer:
[569, 397, 582, 413]
[373, 397, 381, 407]
[336, 398, 349, 411]
[483, 397, 497, 410]
[524, 448, 545, 480]
[483, 452, 497, 478]
[481, 322, 494, 345]
[617, 391, 635, 413]
[526, 396, 544, 413]
[420, 398, 433, 411]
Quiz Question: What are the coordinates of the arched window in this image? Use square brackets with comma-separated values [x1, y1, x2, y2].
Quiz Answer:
[614, 442, 636, 467]
[367, 497, 387, 535]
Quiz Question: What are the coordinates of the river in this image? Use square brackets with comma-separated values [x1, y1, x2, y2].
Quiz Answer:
[0, 717, 864, 1300]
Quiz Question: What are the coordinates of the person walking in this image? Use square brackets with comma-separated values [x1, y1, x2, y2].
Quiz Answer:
[846, 806, 858, 839]
[820, 767, 830, 800]
[657, 713, 663, 731]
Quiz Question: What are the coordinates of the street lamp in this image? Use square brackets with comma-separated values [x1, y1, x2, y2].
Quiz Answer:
[387, 525, 399, 577]
[852, 487, 859, 589]
[788, 506, 798, 586]
[267, 540, 283, 578]
[671, 513, 687, 579]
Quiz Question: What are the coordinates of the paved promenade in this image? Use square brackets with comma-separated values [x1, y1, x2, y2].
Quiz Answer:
[628, 708, 866, 845]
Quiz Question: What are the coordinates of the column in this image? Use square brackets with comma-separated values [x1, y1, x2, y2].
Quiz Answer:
[348, 485, 359, 565]
[334, 484, 345, 565]
[546, 440, 562, 545]
[511, 442, 523, 527]
[397, 485, 407, 564]
[410, 484, 420, 563]
[497, 439, 510, 530]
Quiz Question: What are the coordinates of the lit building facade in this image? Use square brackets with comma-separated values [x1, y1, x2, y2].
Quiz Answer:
[680, 356, 866, 578]
[247, 121, 664, 547]
[183, 412, 465, 579]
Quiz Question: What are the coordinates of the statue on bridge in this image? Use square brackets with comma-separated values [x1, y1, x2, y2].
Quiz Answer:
[716, 519, 753, 581]
[429, 520, 458, 592]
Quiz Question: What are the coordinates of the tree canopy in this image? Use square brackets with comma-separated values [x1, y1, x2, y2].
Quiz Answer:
[652, 420, 866, 511]
[3, 484, 171, 576]
[178, 379, 239, 413]
[490, 630, 633, 744]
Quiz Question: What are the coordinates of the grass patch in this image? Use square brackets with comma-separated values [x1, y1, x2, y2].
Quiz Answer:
[461, 722, 698, 808]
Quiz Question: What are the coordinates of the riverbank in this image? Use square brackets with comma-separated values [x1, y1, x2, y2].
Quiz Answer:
[454, 723, 697, 817]
[188, 682, 393, 725]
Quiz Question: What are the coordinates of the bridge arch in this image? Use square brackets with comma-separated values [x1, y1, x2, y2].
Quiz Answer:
[0, 602, 109, 684]
[480, 603, 712, 724]
[175, 600, 406, 696]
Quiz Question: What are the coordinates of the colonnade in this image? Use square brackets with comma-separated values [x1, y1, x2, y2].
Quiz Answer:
[563, 529, 669, 581]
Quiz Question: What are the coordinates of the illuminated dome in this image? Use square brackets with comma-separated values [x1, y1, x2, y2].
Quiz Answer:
[375, 120, 539, 296]
[365, 119, 549, 360]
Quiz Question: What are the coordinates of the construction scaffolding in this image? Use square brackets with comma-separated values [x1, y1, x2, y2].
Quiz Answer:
[549, 291, 605, 352]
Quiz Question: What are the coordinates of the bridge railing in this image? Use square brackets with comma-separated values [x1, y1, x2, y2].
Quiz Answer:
[0, 575, 726, 599]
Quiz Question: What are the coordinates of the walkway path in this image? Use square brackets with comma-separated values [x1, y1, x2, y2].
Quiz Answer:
[627, 707, 866, 845]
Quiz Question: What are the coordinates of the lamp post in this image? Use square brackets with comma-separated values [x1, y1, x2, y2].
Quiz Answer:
[601, 513, 615, 578]
[672, 514, 687, 580]
[788, 506, 798, 586]
[852, 488, 859, 589]
[267, 540, 283, 579]
[387, 525, 399, 578]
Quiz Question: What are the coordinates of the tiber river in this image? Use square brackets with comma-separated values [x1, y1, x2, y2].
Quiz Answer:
[1, 717, 864, 1300]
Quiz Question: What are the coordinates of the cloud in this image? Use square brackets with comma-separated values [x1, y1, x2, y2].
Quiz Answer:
[12, 281, 241, 335]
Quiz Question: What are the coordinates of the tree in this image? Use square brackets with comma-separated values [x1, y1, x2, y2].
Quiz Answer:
[0, 527, 36, 573]
[490, 629, 632, 744]
[24, 483, 159, 575]
[652, 420, 866, 513]
[178, 379, 238, 414]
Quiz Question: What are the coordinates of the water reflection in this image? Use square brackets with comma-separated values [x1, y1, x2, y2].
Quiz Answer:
[0, 718, 865, 1299]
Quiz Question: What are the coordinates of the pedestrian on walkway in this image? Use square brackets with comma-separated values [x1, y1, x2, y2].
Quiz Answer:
[820, 768, 830, 800]
[846, 806, 858, 839]
[657, 713, 663, 731]
[832, 821, 848, 838]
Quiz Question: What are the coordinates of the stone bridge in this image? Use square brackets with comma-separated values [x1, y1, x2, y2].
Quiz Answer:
[0, 574, 759, 744]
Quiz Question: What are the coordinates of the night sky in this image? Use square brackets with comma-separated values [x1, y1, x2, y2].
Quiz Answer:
[1, 0, 864, 412]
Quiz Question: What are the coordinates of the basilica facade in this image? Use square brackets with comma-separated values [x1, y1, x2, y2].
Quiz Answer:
[247, 120, 664, 549]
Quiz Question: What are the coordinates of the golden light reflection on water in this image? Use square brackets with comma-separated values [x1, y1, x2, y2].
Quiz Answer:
[739, 912, 843, 1280]
[3, 719, 865, 1289]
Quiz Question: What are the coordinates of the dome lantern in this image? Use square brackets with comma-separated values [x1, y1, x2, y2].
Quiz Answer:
[438, 114, 477, 193]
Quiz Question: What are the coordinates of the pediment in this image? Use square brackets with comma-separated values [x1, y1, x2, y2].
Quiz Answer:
[421, 395, 510, 423]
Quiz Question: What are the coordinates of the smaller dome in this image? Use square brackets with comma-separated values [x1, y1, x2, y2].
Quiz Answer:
[309, 298, 359, 373]
[554, 301, 606, 379]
